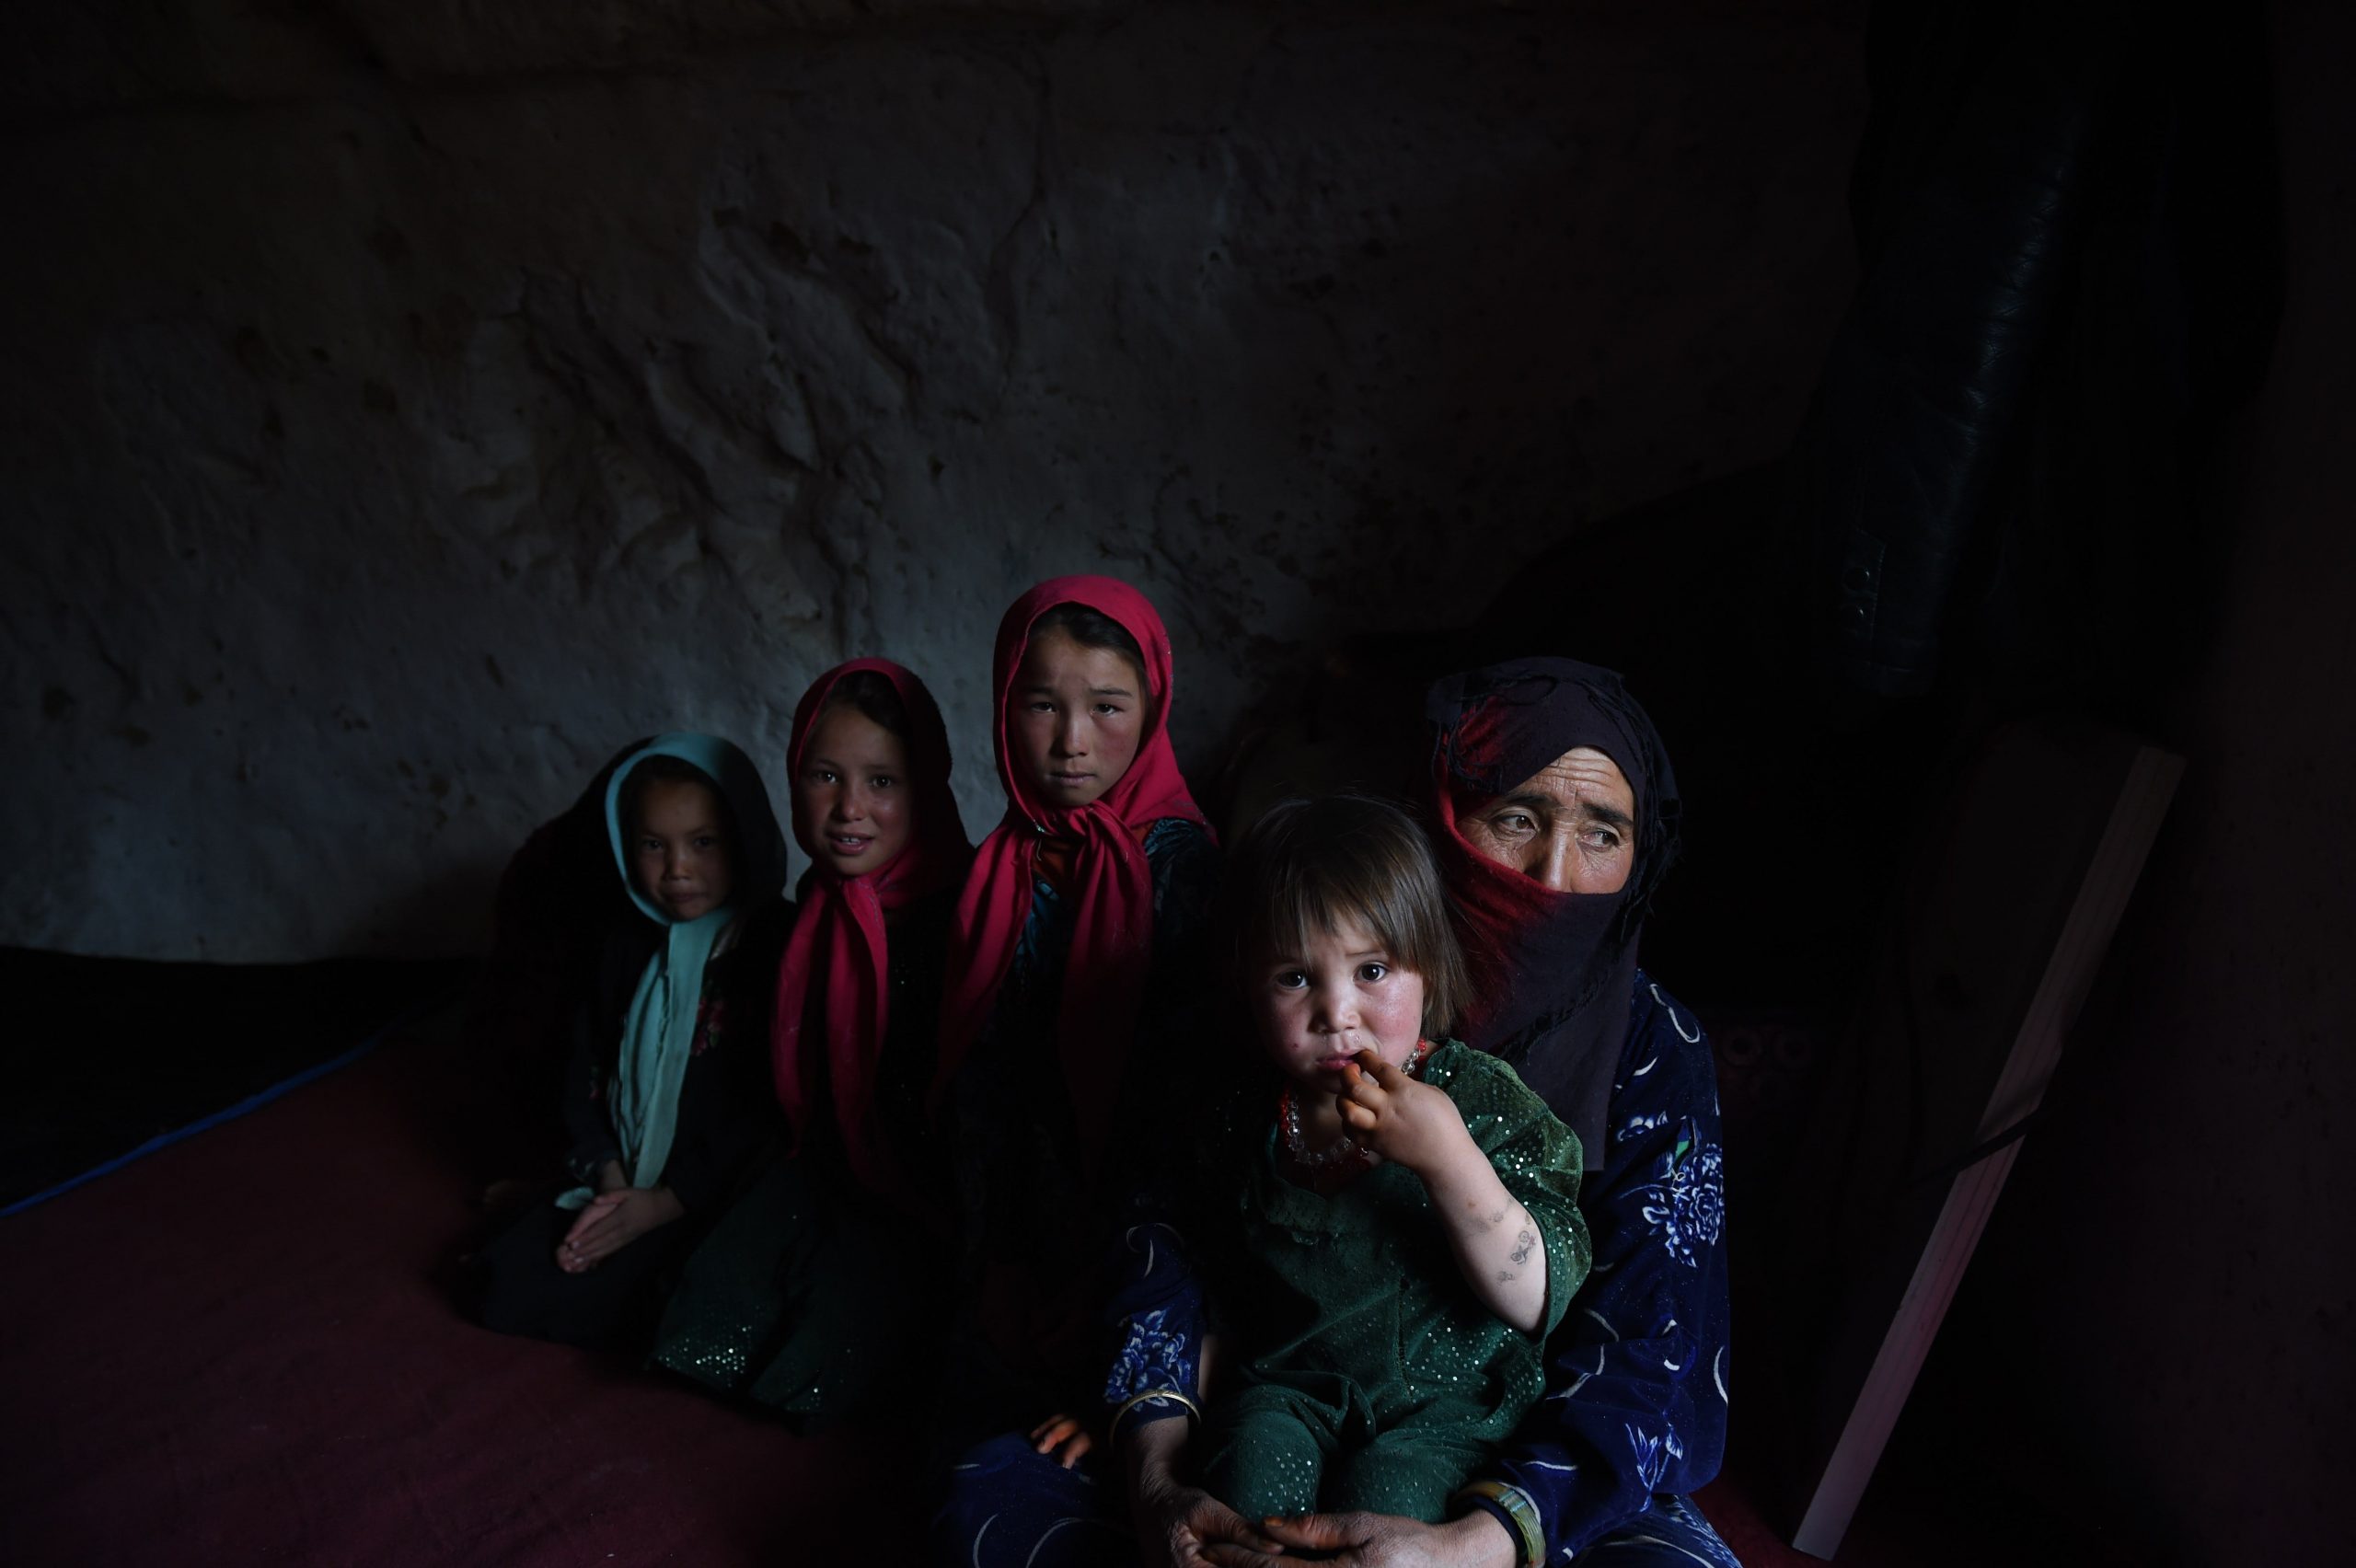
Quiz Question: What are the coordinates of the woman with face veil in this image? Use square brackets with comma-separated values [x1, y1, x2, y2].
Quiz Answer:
[1390, 657, 1735, 1565]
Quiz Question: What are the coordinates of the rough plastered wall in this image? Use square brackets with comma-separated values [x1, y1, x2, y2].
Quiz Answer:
[0, 2, 1863, 960]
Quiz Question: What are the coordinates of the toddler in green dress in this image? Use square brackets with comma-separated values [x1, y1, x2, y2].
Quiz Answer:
[1188, 796, 1591, 1526]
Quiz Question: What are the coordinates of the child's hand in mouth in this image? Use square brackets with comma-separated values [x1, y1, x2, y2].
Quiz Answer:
[1336, 1047, 1468, 1176]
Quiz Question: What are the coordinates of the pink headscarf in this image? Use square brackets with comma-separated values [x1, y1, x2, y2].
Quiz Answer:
[772, 659, 970, 1197]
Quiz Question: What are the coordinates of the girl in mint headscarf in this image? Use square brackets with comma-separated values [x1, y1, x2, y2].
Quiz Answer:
[472, 734, 791, 1355]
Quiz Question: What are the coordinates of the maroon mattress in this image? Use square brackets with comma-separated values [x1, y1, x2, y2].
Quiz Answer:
[3, 1005, 1816, 1568]
[0, 1011, 875, 1567]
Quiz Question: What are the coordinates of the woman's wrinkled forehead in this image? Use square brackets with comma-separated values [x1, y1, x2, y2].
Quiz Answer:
[1468, 744, 1635, 816]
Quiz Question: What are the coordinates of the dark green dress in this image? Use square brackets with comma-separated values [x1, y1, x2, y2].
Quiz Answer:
[1192, 1043, 1591, 1523]
[645, 894, 951, 1425]
[938, 816, 1221, 1444]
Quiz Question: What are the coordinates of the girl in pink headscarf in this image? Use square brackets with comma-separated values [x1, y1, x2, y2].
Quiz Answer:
[652, 660, 971, 1424]
[935, 576, 1221, 1440]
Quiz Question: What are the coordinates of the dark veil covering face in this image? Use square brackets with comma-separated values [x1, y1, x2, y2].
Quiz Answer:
[1426, 657, 1681, 1161]
[772, 659, 971, 1198]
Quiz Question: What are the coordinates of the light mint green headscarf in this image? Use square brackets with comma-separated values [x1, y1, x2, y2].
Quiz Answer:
[556, 732, 788, 1209]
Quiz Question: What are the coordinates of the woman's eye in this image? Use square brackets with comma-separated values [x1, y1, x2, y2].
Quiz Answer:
[1357, 963, 1390, 983]
[694, 836, 718, 850]
[872, 775, 897, 790]
[1026, 700, 1057, 714]
[1094, 701, 1125, 716]
[1583, 829, 1623, 852]
[1493, 813, 1534, 836]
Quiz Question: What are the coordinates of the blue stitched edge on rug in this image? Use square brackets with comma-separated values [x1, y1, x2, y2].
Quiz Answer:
[0, 986, 464, 1218]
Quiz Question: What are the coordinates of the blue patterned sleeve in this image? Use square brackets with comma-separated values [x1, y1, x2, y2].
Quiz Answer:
[1461, 975, 1731, 1563]
[1097, 1216, 1209, 1445]
[1078, 818, 1221, 1449]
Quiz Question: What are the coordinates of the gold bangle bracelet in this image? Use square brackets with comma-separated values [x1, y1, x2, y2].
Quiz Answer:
[1108, 1388, 1202, 1444]
[1452, 1480, 1544, 1568]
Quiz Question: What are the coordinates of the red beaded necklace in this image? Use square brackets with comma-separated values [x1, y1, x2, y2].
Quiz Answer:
[1277, 1040, 1430, 1172]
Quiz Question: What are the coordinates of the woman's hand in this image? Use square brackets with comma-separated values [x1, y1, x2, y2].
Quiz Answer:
[1125, 1418, 1276, 1568]
[556, 1186, 685, 1272]
[1133, 1474, 1273, 1568]
[1029, 1412, 1094, 1470]
[1338, 1050, 1473, 1179]
[1203, 1511, 1518, 1568]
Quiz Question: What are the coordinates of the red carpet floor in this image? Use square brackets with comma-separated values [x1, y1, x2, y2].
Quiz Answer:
[3, 1005, 1846, 1568]
[0, 1010, 877, 1567]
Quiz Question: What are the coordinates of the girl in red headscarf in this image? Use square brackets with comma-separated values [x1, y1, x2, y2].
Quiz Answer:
[934, 576, 1220, 1438]
[651, 660, 971, 1424]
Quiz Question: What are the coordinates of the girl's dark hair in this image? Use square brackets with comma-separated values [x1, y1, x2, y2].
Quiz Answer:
[819, 669, 909, 739]
[1220, 794, 1468, 1040]
[1030, 601, 1149, 689]
[618, 754, 737, 856]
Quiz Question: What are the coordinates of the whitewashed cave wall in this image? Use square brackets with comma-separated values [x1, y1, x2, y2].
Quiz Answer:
[0, 2, 1863, 959]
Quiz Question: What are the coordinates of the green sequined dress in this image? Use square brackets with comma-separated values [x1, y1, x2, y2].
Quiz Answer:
[645, 894, 950, 1427]
[1191, 1043, 1590, 1523]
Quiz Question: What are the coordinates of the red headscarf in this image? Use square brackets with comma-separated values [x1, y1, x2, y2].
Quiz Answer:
[772, 659, 971, 1196]
[932, 576, 1208, 1166]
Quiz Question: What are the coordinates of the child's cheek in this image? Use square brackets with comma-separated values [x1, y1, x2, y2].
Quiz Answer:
[1379, 983, 1426, 1048]
[1013, 717, 1051, 771]
[1253, 994, 1299, 1066]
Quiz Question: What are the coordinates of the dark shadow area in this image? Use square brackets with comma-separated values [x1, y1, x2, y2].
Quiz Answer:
[1207, 1, 2302, 1560]
[1, 948, 476, 1209]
